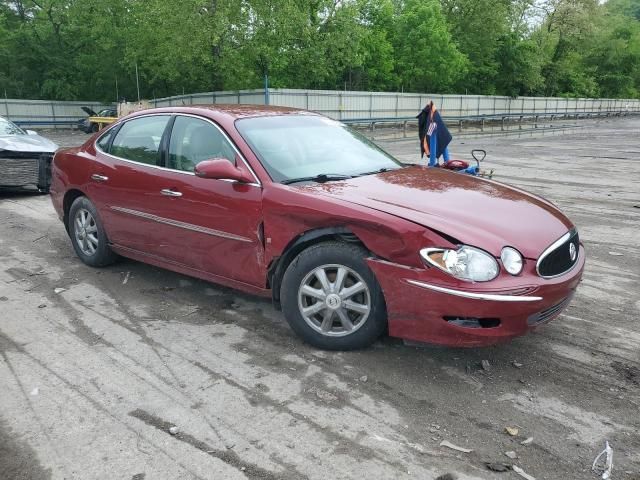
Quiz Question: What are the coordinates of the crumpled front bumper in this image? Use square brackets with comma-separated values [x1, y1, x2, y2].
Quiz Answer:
[0, 152, 54, 190]
[367, 245, 585, 347]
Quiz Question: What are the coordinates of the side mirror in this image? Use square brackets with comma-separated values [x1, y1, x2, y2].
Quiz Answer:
[194, 158, 254, 183]
[25, 129, 38, 136]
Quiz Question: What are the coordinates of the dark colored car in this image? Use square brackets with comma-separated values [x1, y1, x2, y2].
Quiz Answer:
[50, 105, 584, 350]
[79, 107, 117, 133]
[0, 116, 58, 191]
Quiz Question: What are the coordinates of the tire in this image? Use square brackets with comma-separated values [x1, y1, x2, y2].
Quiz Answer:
[280, 241, 387, 350]
[90, 123, 99, 133]
[68, 196, 118, 267]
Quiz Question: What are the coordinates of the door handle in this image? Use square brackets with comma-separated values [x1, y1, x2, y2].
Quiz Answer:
[160, 189, 182, 197]
[91, 174, 109, 182]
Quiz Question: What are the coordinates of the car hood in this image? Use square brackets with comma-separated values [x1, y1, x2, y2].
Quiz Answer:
[81, 106, 97, 116]
[0, 134, 58, 153]
[297, 166, 573, 259]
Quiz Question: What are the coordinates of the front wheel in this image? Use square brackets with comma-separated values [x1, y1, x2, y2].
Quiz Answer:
[280, 242, 387, 350]
[68, 196, 118, 267]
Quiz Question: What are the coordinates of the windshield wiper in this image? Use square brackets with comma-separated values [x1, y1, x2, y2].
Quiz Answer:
[355, 166, 404, 177]
[281, 173, 353, 185]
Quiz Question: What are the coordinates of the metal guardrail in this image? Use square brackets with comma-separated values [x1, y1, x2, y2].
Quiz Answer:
[11, 109, 636, 129]
[14, 119, 82, 127]
[1, 99, 115, 129]
[4, 90, 639, 128]
[342, 109, 637, 131]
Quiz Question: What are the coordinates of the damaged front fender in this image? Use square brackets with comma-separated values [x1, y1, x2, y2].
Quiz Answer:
[262, 185, 457, 301]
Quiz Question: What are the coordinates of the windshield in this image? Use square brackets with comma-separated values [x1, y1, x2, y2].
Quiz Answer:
[236, 115, 402, 183]
[0, 117, 25, 136]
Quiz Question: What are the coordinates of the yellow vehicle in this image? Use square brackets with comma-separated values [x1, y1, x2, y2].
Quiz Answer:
[87, 115, 117, 131]
[80, 101, 150, 133]
[79, 107, 117, 133]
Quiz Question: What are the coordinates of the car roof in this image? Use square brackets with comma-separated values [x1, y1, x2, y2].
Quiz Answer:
[125, 104, 318, 122]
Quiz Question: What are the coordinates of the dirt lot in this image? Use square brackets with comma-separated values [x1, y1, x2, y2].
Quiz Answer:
[1, 117, 639, 480]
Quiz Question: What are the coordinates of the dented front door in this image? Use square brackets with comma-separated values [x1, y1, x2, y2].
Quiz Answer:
[150, 169, 265, 287]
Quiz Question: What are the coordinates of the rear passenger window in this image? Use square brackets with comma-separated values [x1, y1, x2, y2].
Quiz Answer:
[110, 116, 170, 165]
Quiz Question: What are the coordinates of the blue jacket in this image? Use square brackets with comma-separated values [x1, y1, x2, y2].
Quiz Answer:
[417, 106, 452, 159]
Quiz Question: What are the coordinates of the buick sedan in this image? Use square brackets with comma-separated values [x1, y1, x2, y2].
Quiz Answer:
[50, 105, 584, 350]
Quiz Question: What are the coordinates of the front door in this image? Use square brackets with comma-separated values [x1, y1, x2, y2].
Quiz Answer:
[137, 114, 264, 287]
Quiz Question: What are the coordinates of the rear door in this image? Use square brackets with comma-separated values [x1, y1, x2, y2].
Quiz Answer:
[87, 114, 174, 256]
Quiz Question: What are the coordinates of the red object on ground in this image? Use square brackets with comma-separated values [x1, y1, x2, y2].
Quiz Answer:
[442, 159, 470, 170]
[50, 105, 584, 347]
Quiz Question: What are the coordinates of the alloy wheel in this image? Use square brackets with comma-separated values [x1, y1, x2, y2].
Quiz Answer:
[297, 264, 371, 337]
[74, 208, 99, 256]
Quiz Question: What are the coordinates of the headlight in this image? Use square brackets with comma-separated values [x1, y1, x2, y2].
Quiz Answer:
[501, 247, 523, 275]
[420, 246, 499, 282]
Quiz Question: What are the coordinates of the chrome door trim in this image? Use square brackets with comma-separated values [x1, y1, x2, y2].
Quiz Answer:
[94, 112, 262, 187]
[110, 206, 253, 243]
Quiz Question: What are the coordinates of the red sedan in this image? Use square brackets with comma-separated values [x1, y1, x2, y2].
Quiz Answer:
[50, 105, 584, 350]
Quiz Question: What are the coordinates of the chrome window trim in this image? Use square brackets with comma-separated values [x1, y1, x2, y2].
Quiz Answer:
[110, 206, 253, 243]
[94, 112, 262, 187]
[536, 228, 579, 279]
[405, 279, 543, 302]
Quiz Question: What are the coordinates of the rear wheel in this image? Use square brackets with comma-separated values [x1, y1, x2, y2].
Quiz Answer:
[280, 242, 387, 350]
[68, 196, 117, 267]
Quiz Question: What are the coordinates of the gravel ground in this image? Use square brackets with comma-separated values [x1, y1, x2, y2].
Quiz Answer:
[1, 117, 639, 480]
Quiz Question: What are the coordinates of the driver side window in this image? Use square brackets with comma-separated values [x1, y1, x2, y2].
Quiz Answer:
[168, 116, 236, 172]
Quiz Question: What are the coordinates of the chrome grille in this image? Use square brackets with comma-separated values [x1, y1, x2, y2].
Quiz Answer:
[537, 229, 580, 278]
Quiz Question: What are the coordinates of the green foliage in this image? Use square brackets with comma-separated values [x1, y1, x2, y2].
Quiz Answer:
[393, 0, 468, 92]
[584, 4, 640, 97]
[606, 0, 640, 20]
[495, 34, 545, 97]
[442, 0, 510, 94]
[0, 0, 638, 101]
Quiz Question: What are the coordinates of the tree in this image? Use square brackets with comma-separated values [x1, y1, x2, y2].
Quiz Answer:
[495, 33, 544, 96]
[0, 0, 638, 100]
[533, 0, 600, 96]
[583, 3, 640, 97]
[393, 0, 468, 92]
[441, 0, 511, 94]
[349, 0, 396, 90]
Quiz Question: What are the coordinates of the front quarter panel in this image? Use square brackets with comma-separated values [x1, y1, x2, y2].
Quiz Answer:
[262, 184, 455, 269]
